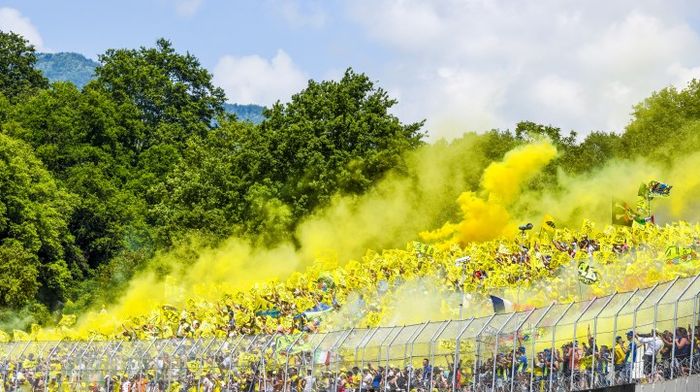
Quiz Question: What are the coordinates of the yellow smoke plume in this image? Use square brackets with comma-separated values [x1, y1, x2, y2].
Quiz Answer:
[422, 139, 558, 245]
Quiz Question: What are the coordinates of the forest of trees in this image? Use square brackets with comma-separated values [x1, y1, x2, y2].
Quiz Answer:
[0, 29, 698, 326]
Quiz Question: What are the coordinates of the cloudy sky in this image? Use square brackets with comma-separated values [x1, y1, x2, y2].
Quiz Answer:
[2, 0, 700, 139]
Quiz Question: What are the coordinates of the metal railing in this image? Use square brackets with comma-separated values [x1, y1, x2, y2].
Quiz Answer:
[1, 274, 699, 391]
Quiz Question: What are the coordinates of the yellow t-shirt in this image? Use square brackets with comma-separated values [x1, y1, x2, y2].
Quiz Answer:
[614, 343, 626, 365]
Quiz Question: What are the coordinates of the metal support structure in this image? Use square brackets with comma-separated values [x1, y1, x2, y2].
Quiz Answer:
[490, 312, 516, 392]
[567, 298, 597, 391]
[451, 317, 475, 392]
[526, 303, 554, 392]
[629, 284, 659, 384]
[472, 314, 496, 392]
[610, 289, 638, 385]
[384, 326, 405, 392]
[548, 302, 575, 392]
[105, 340, 124, 392]
[589, 294, 617, 389]
[0, 274, 697, 391]
[358, 328, 380, 392]
[283, 332, 305, 392]
[650, 278, 679, 384]
[428, 321, 451, 392]
[405, 323, 429, 392]
[690, 293, 699, 376]
[670, 276, 700, 379]
[508, 308, 535, 392]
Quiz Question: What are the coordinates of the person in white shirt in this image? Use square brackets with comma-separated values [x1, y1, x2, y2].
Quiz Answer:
[303, 369, 316, 392]
[635, 331, 663, 377]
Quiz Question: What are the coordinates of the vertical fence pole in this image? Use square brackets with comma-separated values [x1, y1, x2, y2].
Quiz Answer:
[526, 303, 554, 392]
[195, 337, 217, 391]
[283, 332, 305, 392]
[473, 314, 496, 392]
[610, 289, 637, 386]
[384, 327, 404, 392]
[490, 313, 516, 392]
[358, 328, 379, 392]
[548, 302, 574, 392]
[568, 298, 596, 392]
[166, 337, 187, 392]
[330, 329, 354, 392]
[629, 284, 658, 384]
[42, 339, 63, 392]
[509, 309, 535, 392]
[670, 275, 699, 380]
[406, 323, 428, 392]
[452, 317, 474, 392]
[225, 335, 247, 391]
[650, 278, 679, 384]
[105, 340, 124, 392]
[689, 294, 698, 376]
[590, 294, 616, 389]
[429, 321, 451, 392]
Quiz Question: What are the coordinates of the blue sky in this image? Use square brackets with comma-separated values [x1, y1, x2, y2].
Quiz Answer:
[2, 1, 700, 139]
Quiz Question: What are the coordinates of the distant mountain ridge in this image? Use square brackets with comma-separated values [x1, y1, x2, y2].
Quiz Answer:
[35, 52, 98, 88]
[34, 52, 265, 123]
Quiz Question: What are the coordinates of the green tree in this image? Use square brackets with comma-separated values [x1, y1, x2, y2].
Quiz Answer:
[91, 38, 227, 154]
[261, 68, 425, 220]
[0, 31, 48, 100]
[622, 80, 700, 162]
[0, 133, 80, 308]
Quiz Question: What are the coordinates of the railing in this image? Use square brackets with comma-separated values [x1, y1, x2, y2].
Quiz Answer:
[1, 274, 699, 391]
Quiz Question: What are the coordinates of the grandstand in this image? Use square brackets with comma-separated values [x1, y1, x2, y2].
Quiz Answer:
[1, 275, 699, 391]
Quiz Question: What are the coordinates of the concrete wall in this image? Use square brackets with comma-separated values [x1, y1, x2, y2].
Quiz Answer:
[635, 374, 700, 392]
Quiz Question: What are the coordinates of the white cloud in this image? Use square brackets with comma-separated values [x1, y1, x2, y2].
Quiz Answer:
[273, 0, 327, 28]
[173, 0, 203, 16]
[347, 1, 700, 138]
[213, 50, 308, 106]
[0, 7, 43, 50]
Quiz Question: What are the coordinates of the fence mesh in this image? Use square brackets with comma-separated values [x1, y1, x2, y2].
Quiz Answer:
[1, 274, 699, 391]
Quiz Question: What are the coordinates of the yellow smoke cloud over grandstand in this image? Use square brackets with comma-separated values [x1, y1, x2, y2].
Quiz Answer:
[23, 137, 700, 341]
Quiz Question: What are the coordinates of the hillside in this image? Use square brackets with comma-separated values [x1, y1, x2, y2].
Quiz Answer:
[35, 52, 265, 123]
[35, 52, 98, 89]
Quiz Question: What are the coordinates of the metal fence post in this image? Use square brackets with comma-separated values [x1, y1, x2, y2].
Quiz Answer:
[526, 303, 554, 392]
[508, 309, 535, 392]
[670, 275, 700, 379]
[473, 314, 496, 392]
[283, 332, 305, 392]
[490, 313, 516, 392]
[42, 339, 63, 392]
[568, 298, 596, 391]
[548, 302, 574, 392]
[195, 337, 217, 391]
[629, 283, 658, 384]
[690, 293, 699, 377]
[330, 329, 354, 392]
[384, 327, 404, 392]
[105, 340, 124, 392]
[452, 317, 474, 392]
[358, 328, 379, 392]
[590, 294, 616, 389]
[650, 278, 679, 384]
[428, 321, 450, 392]
[610, 288, 637, 386]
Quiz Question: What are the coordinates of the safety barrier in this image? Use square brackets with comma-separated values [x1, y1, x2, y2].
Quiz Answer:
[1, 274, 700, 391]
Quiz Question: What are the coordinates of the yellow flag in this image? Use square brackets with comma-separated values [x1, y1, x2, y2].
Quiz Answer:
[541, 214, 556, 233]
[13, 329, 30, 341]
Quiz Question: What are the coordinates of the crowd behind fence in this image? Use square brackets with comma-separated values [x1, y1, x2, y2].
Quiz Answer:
[2, 274, 700, 392]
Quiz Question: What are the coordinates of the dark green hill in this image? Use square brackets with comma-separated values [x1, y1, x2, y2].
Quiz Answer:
[35, 52, 265, 122]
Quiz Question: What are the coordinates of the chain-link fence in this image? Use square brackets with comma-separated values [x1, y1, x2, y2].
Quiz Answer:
[1, 274, 700, 391]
